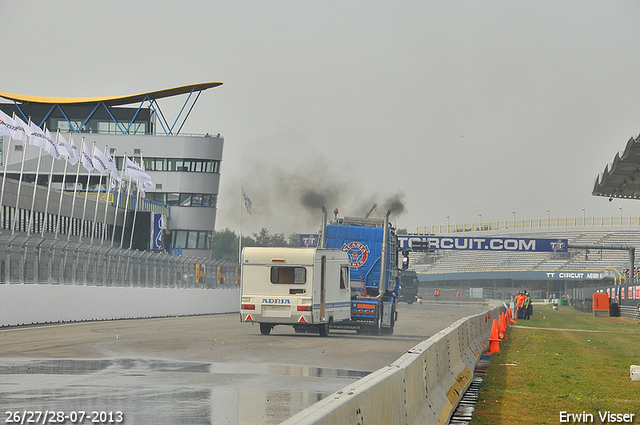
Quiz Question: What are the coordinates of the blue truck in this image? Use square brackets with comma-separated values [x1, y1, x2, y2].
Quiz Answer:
[321, 208, 399, 335]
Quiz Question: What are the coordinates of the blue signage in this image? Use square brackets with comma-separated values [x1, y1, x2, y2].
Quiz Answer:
[300, 234, 320, 247]
[152, 213, 165, 251]
[398, 236, 568, 252]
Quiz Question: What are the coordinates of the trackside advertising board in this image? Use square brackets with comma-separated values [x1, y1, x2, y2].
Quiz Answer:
[398, 236, 568, 252]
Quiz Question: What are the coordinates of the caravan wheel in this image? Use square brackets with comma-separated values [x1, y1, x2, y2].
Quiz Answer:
[260, 323, 272, 335]
[318, 323, 330, 337]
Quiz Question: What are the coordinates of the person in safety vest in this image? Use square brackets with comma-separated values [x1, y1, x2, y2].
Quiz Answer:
[523, 292, 531, 320]
[516, 291, 525, 319]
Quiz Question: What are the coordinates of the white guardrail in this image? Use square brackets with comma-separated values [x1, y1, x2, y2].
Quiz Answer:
[0, 284, 240, 327]
[282, 305, 502, 425]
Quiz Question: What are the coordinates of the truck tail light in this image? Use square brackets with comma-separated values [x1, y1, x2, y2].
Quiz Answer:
[241, 304, 255, 310]
[297, 305, 312, 311]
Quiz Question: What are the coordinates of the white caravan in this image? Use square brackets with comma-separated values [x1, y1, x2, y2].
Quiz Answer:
[240, 247, 351, 336]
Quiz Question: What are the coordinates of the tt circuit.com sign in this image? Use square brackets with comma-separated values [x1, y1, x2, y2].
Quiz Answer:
[398, 236, 568, 253]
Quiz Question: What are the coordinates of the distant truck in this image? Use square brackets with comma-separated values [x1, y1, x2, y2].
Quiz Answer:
[323, 208, 399, 335]
[240, 208, 400, 336]
[399, 270, 419, 304]
[240, 247, 351, 336]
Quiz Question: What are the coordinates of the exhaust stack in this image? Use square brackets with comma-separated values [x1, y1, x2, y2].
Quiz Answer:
[378, 209, 391, 298]
[320, 206, 327, 248]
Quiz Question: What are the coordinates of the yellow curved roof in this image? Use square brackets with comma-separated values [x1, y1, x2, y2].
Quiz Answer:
[0, 82, 223, 106]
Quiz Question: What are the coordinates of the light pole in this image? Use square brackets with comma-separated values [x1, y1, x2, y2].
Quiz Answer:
[620, 206, 623, 225]
[479, 213, 482, 228]
[582, 207, 586, 226]
[547, 209, 550, 227]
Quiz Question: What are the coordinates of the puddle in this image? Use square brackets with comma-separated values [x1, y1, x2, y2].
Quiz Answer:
[0, 358, 369, 424]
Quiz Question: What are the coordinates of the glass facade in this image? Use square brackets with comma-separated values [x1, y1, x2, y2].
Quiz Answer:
[51, 118, 147, 135]
[170, 230, 212, 250]
[145, 193, 217, 208]
[114, 157, 220, 174]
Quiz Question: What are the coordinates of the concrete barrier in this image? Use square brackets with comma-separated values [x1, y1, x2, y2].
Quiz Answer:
[281, 306, 501, 425]
[0, 283, 240, 327]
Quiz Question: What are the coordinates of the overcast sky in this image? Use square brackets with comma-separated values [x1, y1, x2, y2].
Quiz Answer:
[2, 1, 639, 236]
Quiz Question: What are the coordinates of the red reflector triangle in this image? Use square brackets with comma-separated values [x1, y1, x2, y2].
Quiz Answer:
[298, 315, 306, 323]
[245, 314, 253, 322]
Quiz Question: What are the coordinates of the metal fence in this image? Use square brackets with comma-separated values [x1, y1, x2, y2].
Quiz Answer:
[0, 235, 239, 288]
[416, 216, 640, 234]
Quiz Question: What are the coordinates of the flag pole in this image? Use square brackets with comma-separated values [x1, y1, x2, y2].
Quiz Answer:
[111, 163, 124, 247]
[90, 171, 103, 244]
[12, 118, 31, 235]
[68, 137, 84, 241]
[90, 145, 107, 244]
[0, 132, 12, 230]
[41, 129, 61, 236]
[26, 148, 43, 237]
[120, 153, 132, 249]
[129, 179, 140, 250]
[26, 123, 50, 236]
[120, 176, 133, 249]
[239, 186, 242, 263]
[101, 146, 113, 244]
[129, 153, 143, 250]
[54, 135, 71, 240]
[78, 141, 96, 243]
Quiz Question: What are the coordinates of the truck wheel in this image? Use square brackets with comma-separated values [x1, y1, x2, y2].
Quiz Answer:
[318, 323, 330, 337]
[381, 313, 395, 335]
[260, 323, 272, 335]
[372, 314, 382, 336]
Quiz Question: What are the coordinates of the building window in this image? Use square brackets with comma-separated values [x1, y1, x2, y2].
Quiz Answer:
[171, 230, 212, 250]
[115, 157, 220, 173]
[147, 193, 216, 208]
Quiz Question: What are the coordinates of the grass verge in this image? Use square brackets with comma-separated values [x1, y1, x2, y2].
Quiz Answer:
[470, 304, 640, 425]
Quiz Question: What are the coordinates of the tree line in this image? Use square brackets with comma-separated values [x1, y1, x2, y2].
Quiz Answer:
[210, 228, 302, 262]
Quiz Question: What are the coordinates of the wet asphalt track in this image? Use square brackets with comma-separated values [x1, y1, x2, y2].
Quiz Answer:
[0, 301, 489, 425]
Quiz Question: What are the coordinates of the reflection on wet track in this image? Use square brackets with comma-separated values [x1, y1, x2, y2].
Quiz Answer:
[0, 358, 370, 425]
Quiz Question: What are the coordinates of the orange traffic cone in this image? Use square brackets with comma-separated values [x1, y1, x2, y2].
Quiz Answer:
[498, 313, 507, 339]
[507, 308, 517, 325]
[487, 319, 501, 354]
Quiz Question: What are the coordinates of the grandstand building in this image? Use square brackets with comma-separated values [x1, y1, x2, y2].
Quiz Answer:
[407, 218, 639, 300]
[0, 83, 224, 257]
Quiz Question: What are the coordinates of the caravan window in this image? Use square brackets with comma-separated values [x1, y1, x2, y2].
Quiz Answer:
[271, 267, 306, 284]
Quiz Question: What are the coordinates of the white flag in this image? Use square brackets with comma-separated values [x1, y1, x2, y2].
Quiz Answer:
[139, 162, 155, 199]
[242, 187, 252, 215]
[105, 149, 118, 173]
[11, 115, 29, 142]
[124, 156, 153, 184]
[44, 128, 62, 160]
[58, 133, 79, 165]
[80, 141, 94, 172]
[110, 169, 122, 189]
[106, 150, 121, 188]
[92, 146, 110, 174]
[0, 109, 14, 137]
[28, 122, 61, 160]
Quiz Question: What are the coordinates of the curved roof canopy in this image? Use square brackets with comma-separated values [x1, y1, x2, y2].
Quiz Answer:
[593, 133, 640, 200]
[0, 82, 222, 106]
[0, 82, 223, 135]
